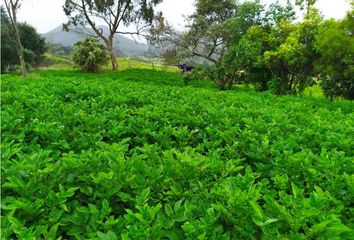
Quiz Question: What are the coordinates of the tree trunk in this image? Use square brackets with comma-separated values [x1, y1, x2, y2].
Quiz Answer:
[6, 1, 26, 76]
[110, 53, 118, 71]
[218, 78, 226, 91]
[107, 41, 118, 71]
[14, 26, 26, 76]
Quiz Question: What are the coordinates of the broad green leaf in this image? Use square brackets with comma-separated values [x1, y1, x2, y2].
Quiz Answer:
[97, 231, 118, 240]
[249, 201, 263, 219]
[136, 187, 150, 206]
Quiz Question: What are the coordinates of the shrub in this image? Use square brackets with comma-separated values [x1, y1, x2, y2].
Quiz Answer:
[182, 65, 208, 85]
[73, 38, 109, 72]
[204, 63, 239, 91]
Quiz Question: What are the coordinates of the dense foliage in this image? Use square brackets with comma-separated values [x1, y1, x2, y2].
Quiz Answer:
[1, 6, 17, 72]
[157, 0, 353, 99]
[0, 6, 47, 72]
[2, 69, 353, 239]
[315, 8, 354, 100]
[18, 23, 48, 65]
[73, 38, 109, 72]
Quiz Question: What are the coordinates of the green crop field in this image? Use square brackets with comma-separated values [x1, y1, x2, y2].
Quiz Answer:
[43, 54, 178, 72]
[1, 69, 354, 239]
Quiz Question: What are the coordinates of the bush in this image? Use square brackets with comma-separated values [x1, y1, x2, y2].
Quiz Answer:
[205, 63, 239, 91]
[320, 74, 354, 101]
[182, 65, 208, 85]
[73, 38, 109, 72]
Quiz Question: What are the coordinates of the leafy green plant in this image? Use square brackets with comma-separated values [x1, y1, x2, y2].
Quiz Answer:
[73, 38, 109, 72]
[1, 69, 353, 239]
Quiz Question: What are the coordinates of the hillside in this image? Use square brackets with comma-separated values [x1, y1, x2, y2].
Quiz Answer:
[2, 69, 353, 239]
[43, 25, 156, 57]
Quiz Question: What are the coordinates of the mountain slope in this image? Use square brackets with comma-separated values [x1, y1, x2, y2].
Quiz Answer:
[43, 25, 155, 57]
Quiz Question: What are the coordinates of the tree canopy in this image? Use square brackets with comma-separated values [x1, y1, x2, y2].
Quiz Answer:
[63, 0, 163, 71]
[315, 8, 354, 100]
[73, 38, 109, 72]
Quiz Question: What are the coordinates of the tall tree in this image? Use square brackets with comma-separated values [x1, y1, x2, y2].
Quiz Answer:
[3, 0, 26, 76]
[209, 0, 267, 90]
[18, 23, 47, 65]
[1, 7, 47, 72]
[262, 8, 322, 95]
[153, 0, 237, 65]
[63, 0, 163, 71]
[295, 0, 317, 15]
[183, 0, 236, 63]
[315, 9, 354, 100]
[1, 6, 17, 72]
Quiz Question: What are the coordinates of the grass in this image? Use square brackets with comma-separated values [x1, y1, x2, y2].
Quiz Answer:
[43, 54, 178, 72]
[43, 54, 75, 70]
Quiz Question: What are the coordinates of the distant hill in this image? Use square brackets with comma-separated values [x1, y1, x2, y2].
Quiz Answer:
[43, 25, 157, 57]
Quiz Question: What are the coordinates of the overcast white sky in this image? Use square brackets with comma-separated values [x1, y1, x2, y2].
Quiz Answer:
[12, 0, 353, 34]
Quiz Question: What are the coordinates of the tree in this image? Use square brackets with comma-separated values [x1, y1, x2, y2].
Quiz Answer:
[1, 7, 47, 72]
[1, 6, 17, 72]
[295, 0, 317, 13]
[158, 0, 269, 90]
[266, 0, 296, 25]
[18, 23, 47, 65]
[202, 0, 279, 91]
[220, 0, 269, 91]
[262, 8, 322, 95]
[3, 0, 26, 76]
[229, 1, 296, 92]
[182, 0, 236, 63]
[63, 0, 163, 71]
[153, 0, 237, 66]
[315, 11, 354, 100]
[225, 0, 265, 45]
[73, 38, 109, 72]
[224, 26, 271, 91]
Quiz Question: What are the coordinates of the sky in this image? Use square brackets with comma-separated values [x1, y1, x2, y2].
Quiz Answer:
[10, 0, 353, 34]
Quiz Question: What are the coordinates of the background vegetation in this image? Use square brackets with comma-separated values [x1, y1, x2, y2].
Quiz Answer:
[155, 0, 353, 100]
[0, 6, 46, 72]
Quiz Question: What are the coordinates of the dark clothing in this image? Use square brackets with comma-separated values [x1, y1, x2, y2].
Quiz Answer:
[177, 64, 194, 73]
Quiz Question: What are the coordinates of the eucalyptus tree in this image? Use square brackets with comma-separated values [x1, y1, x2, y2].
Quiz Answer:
[182, 0, 237, 63]
[63, 0, 163, 71]
[3, 0, 26, 76]
[153, 0, 237, 65]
